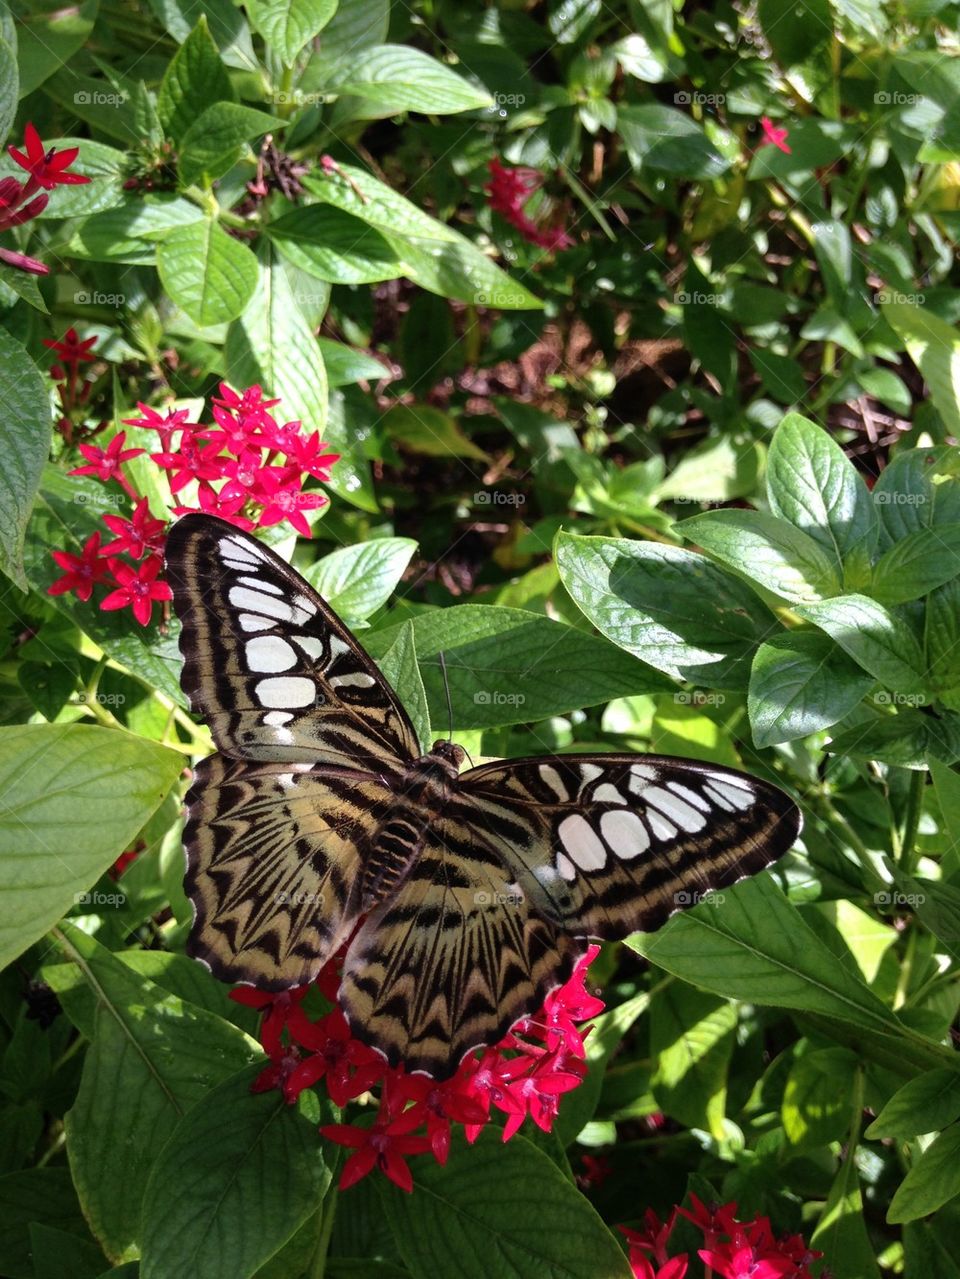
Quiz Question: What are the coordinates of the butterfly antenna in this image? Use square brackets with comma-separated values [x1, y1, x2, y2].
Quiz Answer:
[439, 650, 455, 742]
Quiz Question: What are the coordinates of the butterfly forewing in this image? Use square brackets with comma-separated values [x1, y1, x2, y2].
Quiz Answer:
[165, 514, 420, 769]
[457, 754, 801, 938]
[184, 753, 396, 988]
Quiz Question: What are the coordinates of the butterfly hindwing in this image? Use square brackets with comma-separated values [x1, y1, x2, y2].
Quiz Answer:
[339, 817, 584, 1077]
[457, 754, 801, 938]
[184, 753, 396, 989]
[165, 514, 420, 768]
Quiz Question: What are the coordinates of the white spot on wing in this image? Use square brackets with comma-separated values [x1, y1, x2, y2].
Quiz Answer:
[238, 613, 273, 633]
[539, 765, 568, 801]
[329, 636, 351, 659]
[704, 779, 754, 812]
[628, 764, 658, 795]
[246, 636, 297, 673]
[666, 781, 712, 812]
[255, 676, 315, 708]
[293, 635, 325, 661]
[600, 809, 650, 858]
[579, 763, 603, 787]
[647, 811, 677, 841]
[229, 586, 294, 621]
[593, 782, 626, 804]
[219, 538, 259, 568]
[263, 711, 294, 727]
[556, 851, 577, 882]
[329, 672, 376, 689]
[238, 574, 283, 595]
[644, 786, 707, 833]
[558, 814, 607, 871]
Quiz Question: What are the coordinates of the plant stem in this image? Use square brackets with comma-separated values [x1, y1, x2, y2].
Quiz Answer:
[308, 1147, 344, 1279]
[895, 768, 926, 876]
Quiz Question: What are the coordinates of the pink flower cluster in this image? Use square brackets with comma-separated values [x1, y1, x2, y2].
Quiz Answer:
[484, 157, 573, 251]
[620, 1194, 824, 1279]
[232, 944, 605, 1193]
[1, 123, 90, 274]
[48, 372, 338, 626]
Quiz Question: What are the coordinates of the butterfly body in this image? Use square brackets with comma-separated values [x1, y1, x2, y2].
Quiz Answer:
[166, 514, 802, 1078]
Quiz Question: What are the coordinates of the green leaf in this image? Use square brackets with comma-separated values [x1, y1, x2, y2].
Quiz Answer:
[0, 1168, 93, 1279]
[65, 195, 206, 262]
[0, 326, 49, 591]
[365, 604, 669, 729]
[554, 991, 650, 1145]
[157, 218, 258, 327]
[302, 165, 541, 309]
[29, 1222, 107, 1279]
[782, 1047, 856, 1147]
[378, 1128, 632, 1279]
[157, 15, 234, 146]
[316, 339, 386, 387]
[748, 347, 806, 404]
[178, 103, 284, 185]
[766, 413, 878, 574]
[655, 433, 761, 503]
[0, 725, 182, 972]
[866, 1069, 960, 1141]
[302, 538, 417, 624]
[140, 1066, 328, 1279]
[14, 138, 127, 220]
[50, 926, 258, 1263]
[811, 219, 853, 306]
[872, 447, 960, 549]
[383, 404, 489, 461]
[268, 205, 402, 284]
[650, 982, 735, 1138]
[225, 244, 374, 511]
[377, 620, 431, 754]
[631, 876, 933, 1057]
[797, 594, 927, 695]
[247, 0, 337, 65]
[748, 631, 875, 747]
[555, 531, 774, 689]
[143, 0, 255, 71]
[827, 711, 960, 770]
[15, 0, 96, 96]
[884, 299, 960, 440]
[811, 1130, 883, 1278]
[327, 44, 491, 115]
[870, 524, 960, 605]
[679, 509, 842, 603]
[0, 32, 17, 147]
[757, 0, 831, 64]
[618, 104, 729, 178]
[889, 1125, 960, 1223]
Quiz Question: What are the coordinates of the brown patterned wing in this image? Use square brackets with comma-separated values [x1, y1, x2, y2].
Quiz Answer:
[165, 514, 420, 769]
[338, 816, 585, 1079]
[184, 753, 396, 990]
[456, 753, 801, 938]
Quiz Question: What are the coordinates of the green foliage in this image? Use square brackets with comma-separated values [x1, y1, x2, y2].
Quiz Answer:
[3, 0, 960, 1274]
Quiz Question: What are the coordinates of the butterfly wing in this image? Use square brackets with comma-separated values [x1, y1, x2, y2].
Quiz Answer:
[184, 753, 398, 989]
[339, 816, 585, 1078]
[456, 753, 801, 938]
[165, 514, 420, 768]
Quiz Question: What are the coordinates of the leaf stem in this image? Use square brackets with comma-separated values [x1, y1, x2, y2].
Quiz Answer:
[308, 1145, 344, 1279]
[895, 768, 926, 876]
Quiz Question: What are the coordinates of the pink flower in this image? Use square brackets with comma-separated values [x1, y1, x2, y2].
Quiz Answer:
[43, 328, 98, 366]
[69, 432, 144, 486]
[484, 157, 573, 251]
[8, 122, 91, 189]
[48, 531, 109, 602]
[285, 1008, 385, 1107]
[123, 402, 194, 453]
[760, 116, 791, 154]
[151, 434, 225, 492]
[101, 497, 166, 559]
[322, 1080, 432, 1193]
[254, 471, 328, 537]
[99, 556, 173, 626]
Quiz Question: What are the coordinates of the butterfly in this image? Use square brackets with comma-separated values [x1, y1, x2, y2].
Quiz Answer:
[165, 513, 802, 1079]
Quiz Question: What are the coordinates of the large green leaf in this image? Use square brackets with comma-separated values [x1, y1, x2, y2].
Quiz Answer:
[866, 1069, 960, 1141]
[326, 44, 492, 115]
[797, 595, 927, 694]
[618, 104, 729, 178]
[140, 1066, 329, 1279]
[157, 218, 259, 327]
[766, 413, 878, 576]
[178, 103, 283, 186]
[871, 447, 960, 549]
[48, 927, 258, 1263]
[650, 982, 735, 1137]
[225, 244, 373, 510]
[0, 725, 181, 972]
[884, 299, 960, 441]
[0, 1168, 93, 1279]
[378, 1129, 632, 1279]
[888, 1126, 960, 1223]
[247, 0, 337, 65]
[365, 604, 669, 728]
[555, 531, 774, 689]
[157, 15, 234, 145]
[680, 509, 842, 603]
[302, 537, 416, 625]
[870, 524, 960, 605]
[748, 631, 874, 747]
[268, 205, 402, 284]
[377, 620, 431, 753]
[0, 326, 49, 590]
